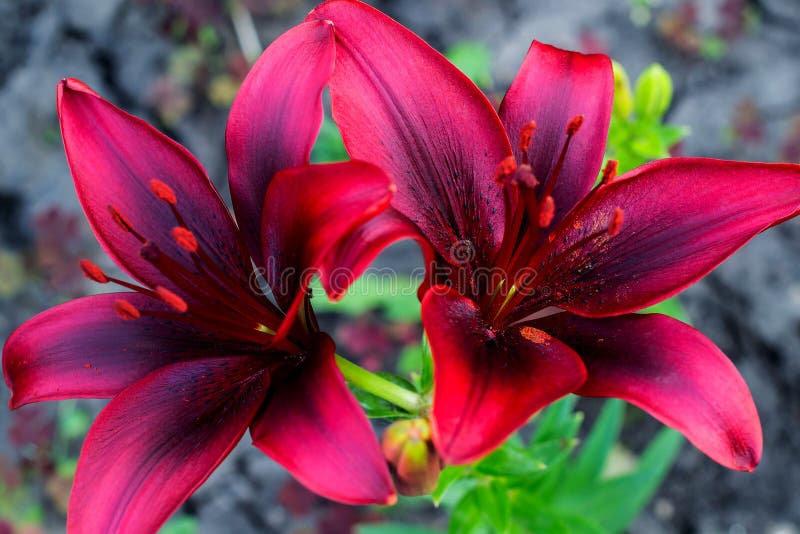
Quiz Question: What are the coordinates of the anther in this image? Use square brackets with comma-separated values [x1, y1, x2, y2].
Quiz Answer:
[518, 121, 537, 154]
[79, 259, 108, 283]
[516, 164, 538, 189]
[600, 160, 619, 186]
[113, 299, 140, 320]
[149, 179, 177, 205]
[108, 205, 134, 233]
[607, 208, 624, 237]
[566, 115, 584, 136]
[538, 195, 555, 228]
[155, 286, 188, 313]
[172, 227, 199, 253]
[494, 156, 517, 184]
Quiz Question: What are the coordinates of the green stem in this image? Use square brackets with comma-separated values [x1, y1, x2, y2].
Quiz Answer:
[335, 354, 423, 414]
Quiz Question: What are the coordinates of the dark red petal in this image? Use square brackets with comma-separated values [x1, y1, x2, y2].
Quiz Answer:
[524, 158, 800, 318]
[421, 287, 586, 464]
[321, 208, 432, 300]
[58, 79, 249, 291]
[499, 41, 613, 231]
[68, 357, 268, 533]
[250, 333, 395, 505]
[226, 20, 335, 261]
[307, 0, 512, 267]
[261, 160, 394, 308]
[2, 293, 224, 409]
[537, 312, 762, 471]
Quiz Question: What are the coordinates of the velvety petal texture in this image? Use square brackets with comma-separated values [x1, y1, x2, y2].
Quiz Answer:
[58, 79, 249, 292]
[421, 287, 587, 464]
[68, 357, 268, 533]
[226, 20, 335, 261]
[308, 0, 512, 267]
[519, 158, 800, 319]
[261, 160, 394, 308]
[499, 41, 613, 231]
[2, 293, 224, 408]
[251, 334, 395, 505]
[537, 313, 762, 471]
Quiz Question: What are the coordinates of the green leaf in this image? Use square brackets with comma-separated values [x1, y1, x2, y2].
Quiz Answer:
[357, 523, 444, 534]
[563, 399, 625, 489]
[553, 428, 684, 534]
[311, 116, 349, 163]
[474, 481, 510, 534]
[309, 276, 421, 322]
[419, 335, 434, 393]
[475, 442, 547, 477]
[530, 395, 579, 444]
[445, 42, 493, 89]
[639, 296, 690, 323]
[449, 489, 489, 534]
[432, 465, 468, 505]
[159, 515, 198, 534]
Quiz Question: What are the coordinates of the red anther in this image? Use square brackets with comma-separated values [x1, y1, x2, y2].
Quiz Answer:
[149, 179, 177, 205]
[113, 299, 140, 320]
[516, 164, 538, 189]
[79, 259, 108, 283]
[172, 227, 198, 253]
[518, 120, 537, 153]
[140, 242, 162, 263]
[607, 207, 624, 237]
[600, 159, 619, 186]
[108, 205, 133, 233]
[538, 195, 555, 228]
[566, 115, 584, 136]
[494, 156, 517, 184]
[155, 286, 188, 313]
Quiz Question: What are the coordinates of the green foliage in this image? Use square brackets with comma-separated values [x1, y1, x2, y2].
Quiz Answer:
[311, 116, 349, 163]
[309, 276, 421, 322]
[445, 42, 493, 89]
[605, 61, 688, 174]
[159, 515, 198, 534]
[432, 398, 683, 534]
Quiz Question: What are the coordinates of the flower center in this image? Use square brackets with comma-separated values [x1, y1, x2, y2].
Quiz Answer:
[483, 119, 625, 326]
[79, 179, 295, 352]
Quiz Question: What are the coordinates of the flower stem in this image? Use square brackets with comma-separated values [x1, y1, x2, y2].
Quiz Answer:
[335, 354, 423, 414]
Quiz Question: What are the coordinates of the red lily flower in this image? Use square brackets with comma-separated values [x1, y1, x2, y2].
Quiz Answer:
[308, 0, 800, 468]
[3, 21, 398, 532]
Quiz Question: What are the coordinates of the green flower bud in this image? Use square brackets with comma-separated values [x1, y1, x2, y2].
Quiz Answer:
[634, 63, 673, 120]
[612, 60, 634, 120]
[381, 418, 441, 496]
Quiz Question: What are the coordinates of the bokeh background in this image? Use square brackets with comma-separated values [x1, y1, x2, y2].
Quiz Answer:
[1, 0, 799, 532]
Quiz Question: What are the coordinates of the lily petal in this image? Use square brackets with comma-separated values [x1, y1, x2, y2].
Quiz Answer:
[58, 79, 249, 292]
[251, 333, 395, 505]
[536, 312, 762, 471]
[322, 208, 431, 301]
[261, 160, 394, 309]
[499, 41, 613, 231]
[68, 357, 268, 533]
[520, 158, 800, 318]
[226, 20, 335, 261]
[2, 293, 229, 409]
[421, 287, 586, 464]
[308, 0, 512, 266]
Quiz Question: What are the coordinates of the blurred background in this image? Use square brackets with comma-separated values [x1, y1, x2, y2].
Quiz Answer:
[0, 0, 799, 532]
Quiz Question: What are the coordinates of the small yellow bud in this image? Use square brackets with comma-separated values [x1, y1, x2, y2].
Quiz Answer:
[381, 418, 441, 496]
[634, 63, 673, 120]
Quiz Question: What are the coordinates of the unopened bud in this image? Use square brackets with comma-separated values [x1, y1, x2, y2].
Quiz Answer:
[382, 419, 441, 496]
[612, 60, 634, 119]
[634, 63, 673, 120]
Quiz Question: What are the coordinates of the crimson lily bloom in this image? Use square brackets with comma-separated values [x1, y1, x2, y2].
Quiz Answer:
[308, 0, 800, 467]
[3, 21, 397, 532]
